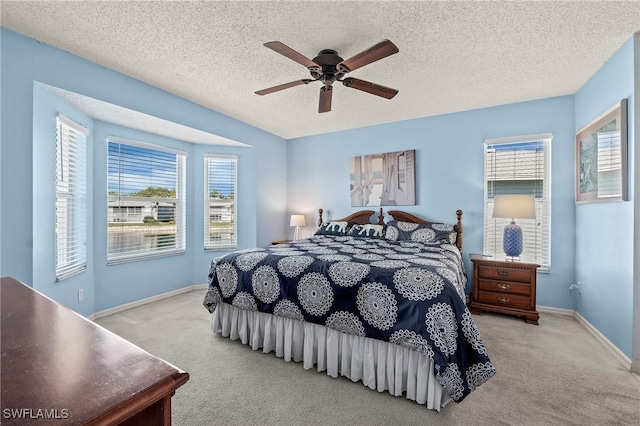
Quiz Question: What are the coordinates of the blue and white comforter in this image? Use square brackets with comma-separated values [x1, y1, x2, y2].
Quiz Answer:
[203, 235, 495, 402]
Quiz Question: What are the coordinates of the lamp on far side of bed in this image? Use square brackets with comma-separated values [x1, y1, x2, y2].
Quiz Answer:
[290, 214, 306, 240]
[492, 194, 536, 259]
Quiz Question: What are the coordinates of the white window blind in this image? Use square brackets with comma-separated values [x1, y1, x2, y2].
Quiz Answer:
[205, 155, 237, 250]
[107, 137, 186, 263]
[483, 135, 551, 270]
[55, 115, 88, 280]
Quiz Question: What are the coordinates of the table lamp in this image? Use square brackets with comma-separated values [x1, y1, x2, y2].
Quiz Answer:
[290, 214, 306, 241]
[492, 194, 536, 259]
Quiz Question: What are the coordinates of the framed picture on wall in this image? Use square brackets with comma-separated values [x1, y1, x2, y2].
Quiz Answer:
[575, 98, 628, 204]
[350, 150, 416, 207]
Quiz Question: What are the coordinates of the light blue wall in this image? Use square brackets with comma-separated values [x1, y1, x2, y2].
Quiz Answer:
[574, 37, 635, 358]
[288, 96, 577, 308]
[1, 29, 34, 285]
[1, 28, 287, 314]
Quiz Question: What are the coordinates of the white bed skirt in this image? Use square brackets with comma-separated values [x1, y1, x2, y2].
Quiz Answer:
[211, 302, 451, 411]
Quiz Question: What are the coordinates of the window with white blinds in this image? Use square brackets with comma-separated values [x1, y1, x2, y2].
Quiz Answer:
[107, 137, 186, 264]
[55, 115, 88, 280]
[205, 155, 237, 250]
[483, 135, 551, 270]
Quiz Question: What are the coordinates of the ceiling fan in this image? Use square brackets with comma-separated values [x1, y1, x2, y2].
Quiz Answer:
[255, 40, 399, 113]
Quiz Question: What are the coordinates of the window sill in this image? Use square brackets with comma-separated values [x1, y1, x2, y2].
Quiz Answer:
[204, 246, 237, 252]
[107, 249, 185, 266]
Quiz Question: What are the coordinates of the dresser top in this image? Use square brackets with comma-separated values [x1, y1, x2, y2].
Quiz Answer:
[1, 277, 189, 424]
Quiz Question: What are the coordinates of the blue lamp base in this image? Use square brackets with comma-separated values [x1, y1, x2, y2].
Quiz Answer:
[503, 221, 523, 258]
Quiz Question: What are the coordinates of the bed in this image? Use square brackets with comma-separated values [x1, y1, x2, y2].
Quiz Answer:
[203, 208, 495, 411]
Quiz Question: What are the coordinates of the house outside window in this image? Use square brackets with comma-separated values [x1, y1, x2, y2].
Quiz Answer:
[205, 155, 237, 250]
[483, 134, 551, 270]
[107, 137, 186, 263]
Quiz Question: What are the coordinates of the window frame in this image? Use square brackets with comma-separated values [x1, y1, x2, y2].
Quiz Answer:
[106, 136, 186, 265]
[55, 115, 88, 281]
[483, 133, 552, 271]
[204, 154, 238, 251]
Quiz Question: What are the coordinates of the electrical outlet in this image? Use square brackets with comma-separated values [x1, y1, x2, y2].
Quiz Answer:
[78, 288, 84, 303]
[569, 282, 582, 294]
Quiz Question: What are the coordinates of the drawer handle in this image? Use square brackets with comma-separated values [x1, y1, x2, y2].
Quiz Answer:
[498, 271, 509, 277]
[497, 296, 510, 304]
[497, 283, 511, 291]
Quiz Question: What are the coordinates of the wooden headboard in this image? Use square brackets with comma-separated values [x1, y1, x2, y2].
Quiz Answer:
[317, 208, 463, 250]
[317, 208, 384, 226]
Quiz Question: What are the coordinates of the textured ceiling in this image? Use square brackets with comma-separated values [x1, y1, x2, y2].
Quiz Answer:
[3, 1, 640, 139]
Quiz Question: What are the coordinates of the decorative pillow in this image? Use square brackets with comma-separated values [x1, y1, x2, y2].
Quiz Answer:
[385, 220, 457, 244]
[315, 221, 351, 236]
[348, 224, 386, 239]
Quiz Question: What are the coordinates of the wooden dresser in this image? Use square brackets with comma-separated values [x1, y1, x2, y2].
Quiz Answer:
[1, 277, 189, 425]
[469, 254, 540, 325]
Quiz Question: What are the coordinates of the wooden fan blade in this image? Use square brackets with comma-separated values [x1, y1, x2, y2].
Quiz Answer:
[318, 86, 333, 113]
[337, 40, 399, 73]
[264, 41, 319, 69]
[255, 79, 313, 96]
[342, 77, 398, 99]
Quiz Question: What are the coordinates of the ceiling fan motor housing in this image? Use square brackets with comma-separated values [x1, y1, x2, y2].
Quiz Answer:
[311, 49, 345, 83]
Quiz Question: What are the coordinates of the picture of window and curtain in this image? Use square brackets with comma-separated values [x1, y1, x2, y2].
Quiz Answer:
[575, 98, 628, 204]
[350, 150, 416, 207]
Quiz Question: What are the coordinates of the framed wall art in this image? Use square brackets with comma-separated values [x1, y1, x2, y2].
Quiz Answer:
[575, 98, 628, 204]
[350, 149, 416, 207]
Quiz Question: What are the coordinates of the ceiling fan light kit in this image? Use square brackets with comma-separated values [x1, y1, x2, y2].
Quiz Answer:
[256, 40, 399, 113]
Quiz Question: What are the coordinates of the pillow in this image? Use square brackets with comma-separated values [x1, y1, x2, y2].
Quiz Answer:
[385, 220, 457, 244]
[348, 224, 386, 239]
[315, 221, 351, 236]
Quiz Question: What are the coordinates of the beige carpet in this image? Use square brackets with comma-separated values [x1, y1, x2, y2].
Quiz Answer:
[96, 290, 640, 425]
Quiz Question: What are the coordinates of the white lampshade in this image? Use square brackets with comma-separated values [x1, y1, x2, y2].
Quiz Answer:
[290, 214, 306, 227]
[492, 195, 536, 220]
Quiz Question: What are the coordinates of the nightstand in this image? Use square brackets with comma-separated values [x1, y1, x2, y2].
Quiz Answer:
[469, 254, 540, 325]
[271, 240, 292, 245]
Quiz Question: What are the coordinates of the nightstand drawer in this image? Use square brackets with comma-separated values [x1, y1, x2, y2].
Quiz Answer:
[478, 265, 531, 283]
[477, 291, 531, 310]
[478, 279, 530, 296]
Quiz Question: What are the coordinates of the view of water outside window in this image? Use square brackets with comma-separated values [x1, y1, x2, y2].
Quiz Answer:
[107, 141, 184, 260]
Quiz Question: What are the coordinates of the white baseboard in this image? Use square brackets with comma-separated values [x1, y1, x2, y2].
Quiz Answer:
[537, 305, 575, 316]
[89, 284, 207, 320]
[574, 311, 632, 370]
